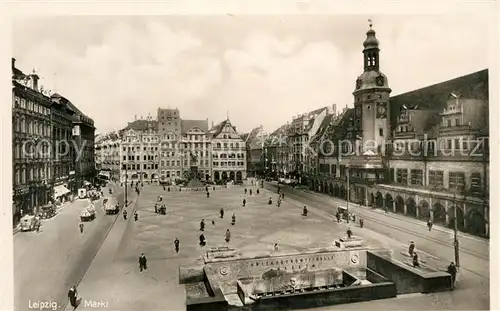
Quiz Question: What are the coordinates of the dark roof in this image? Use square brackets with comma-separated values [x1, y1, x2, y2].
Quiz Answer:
[123, 119, 158, 132]
[310, 114, 334, 144]
[51, 93, 85, 117]
[211, 119, 237, 138]
[181, 119, 209, 133]
[389, 69, 488, 131]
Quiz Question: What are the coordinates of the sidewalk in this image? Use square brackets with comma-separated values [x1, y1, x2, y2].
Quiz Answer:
[271, 184, 488, 259]
[304, 188, 487, 243]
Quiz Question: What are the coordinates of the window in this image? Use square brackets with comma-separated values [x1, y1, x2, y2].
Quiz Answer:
[123, 156, 126, 161]
[396, 169, 408, 185]
[447, 139, 452, 150]
[462, 138, 469, 151]
[379, 128, 384, 136]
[449, 172, 465, 190]
[454, 139, 460, 151]
[447, 119, 452, 127]
[470, 172, 482, 196]
[410, 169, 423, 186]
[455, 118, 460, 126]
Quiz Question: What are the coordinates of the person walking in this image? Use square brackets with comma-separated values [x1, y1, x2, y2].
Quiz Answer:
[139, 253, 148, 272]
[79, 221, 84, 233]
[302, 206, 308, 216]
[256, 189, 259, 194]
[225, 229, 231, 243]
[123, 209, 128, 220]
[242, 198, 246, 207]
[359, 217, 364, 228]
[220, 208, 224, 219]
[206, 191, 210, 198]
[134, 211, 138, 221]
[408, 241, 416, 256]
[427, 220, 433, 231]
[346, 227, 353, 239]
[199, 233, 206, 247]
[68, 285, 78, 309]
[212, 219, 215, 225]
[249, 189, 252, 195]
[200, 219, 205, 231]
[231, 213, 236, 226]
[412, 252, 420, 268]
[244, 188, 247, 194]
[274, 243, 279, 251]
[447, 262, 457, 290]
[174, 238, 180, 253]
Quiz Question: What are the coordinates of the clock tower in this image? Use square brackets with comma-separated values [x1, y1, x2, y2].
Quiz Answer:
[353, 21, 392, 154]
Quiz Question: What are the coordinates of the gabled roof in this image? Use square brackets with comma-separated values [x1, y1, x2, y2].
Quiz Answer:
[181, 119, 208, 134]
[389, 69, 488, 131]
[211, 119, 238, 138]
[310, 114, 334, 144]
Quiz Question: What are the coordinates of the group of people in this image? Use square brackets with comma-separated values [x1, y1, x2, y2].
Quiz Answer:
[197, 210, 237, 246]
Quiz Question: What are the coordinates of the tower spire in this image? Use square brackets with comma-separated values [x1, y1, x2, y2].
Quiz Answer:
[368, 18, 373, 30]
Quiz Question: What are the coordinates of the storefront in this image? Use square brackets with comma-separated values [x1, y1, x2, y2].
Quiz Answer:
[12, 187, 30, 226]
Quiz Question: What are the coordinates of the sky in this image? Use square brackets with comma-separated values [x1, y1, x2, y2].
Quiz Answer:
[12, 14, 492, 135]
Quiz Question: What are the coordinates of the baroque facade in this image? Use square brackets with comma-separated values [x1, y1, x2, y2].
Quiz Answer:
[306, 24, 489, 237]
[210, 118, 247, 182]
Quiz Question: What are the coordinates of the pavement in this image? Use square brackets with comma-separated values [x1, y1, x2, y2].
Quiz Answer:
[65, 183, 488, 311]
[13, 182, 131, 311]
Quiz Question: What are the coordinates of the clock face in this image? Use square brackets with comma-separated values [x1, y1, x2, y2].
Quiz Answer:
[376, 76, 384, 86]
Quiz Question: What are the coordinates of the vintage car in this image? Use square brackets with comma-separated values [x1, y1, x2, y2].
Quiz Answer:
[40, 203, 56, 219]
[104, 197, 119, 215]
[20, 215, 41, 232]
[80, 203, 96, 221]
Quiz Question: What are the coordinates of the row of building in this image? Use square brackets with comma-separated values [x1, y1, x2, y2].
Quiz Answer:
[245, 25, 489, 237]
[95, 110, 248, 184]
[12, 58, 96, 226]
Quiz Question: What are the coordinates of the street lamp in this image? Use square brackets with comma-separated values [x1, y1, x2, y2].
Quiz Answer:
[346, 164, 350, 223]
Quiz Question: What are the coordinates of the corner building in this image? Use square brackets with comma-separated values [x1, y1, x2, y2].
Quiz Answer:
[309, 24, 489, 237]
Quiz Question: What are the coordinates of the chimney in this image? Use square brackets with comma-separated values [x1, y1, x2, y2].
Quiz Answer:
[11, 58, 16, 70]
[30, 74, 39, 91]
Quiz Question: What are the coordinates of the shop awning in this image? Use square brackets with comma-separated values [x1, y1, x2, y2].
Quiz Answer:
[54, 185, 71, 198]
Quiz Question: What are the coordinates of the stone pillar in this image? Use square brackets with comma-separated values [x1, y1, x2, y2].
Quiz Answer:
[403, 203, 407, 215]
[445, 201, 450, 227]
[392, 200, 396, 213]
[364, 188, 368, 206]
[462, 204, 468, 230]
[430, 209, 434, 223]
[416, 205, 419, 218]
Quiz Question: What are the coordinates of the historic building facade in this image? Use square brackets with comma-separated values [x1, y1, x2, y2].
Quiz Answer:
[95, 132, 121, 181]
[308, 24, 489, 237]
[180, 119, 211, 180]
[12, 60, 53, 223]
[210, 118, 247, 182]
[49, 93, 76, 202]
[120, 117, 160, 183]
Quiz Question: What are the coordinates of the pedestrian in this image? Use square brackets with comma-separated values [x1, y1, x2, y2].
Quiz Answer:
[79, 222, 84, 233]
[352, 214, 356, 223]
[123, 210, 127, 220]
[199, 234, 206, 247]
[231, 213, 236, 226]
[163, 185, 166, 191]
[174, 238, 180, 253]
[68, 285, 78, 309]
[134, 211, 138, 221]
[336, 212, 341, 223]
[256, 189, 259, 194]
[359, 217, 364, 228]
[447, 262, 457, 290]
[274, 243, 279, 251]
[268, 197, 273, 205]
[206, 186, 209, 192]
[220, 208, 224, 219]
[409, 241, 416, 256]
[244, 188, 247, 194]
[225, 229, 231, 243]
[346, 227, 353, 239]
[139, 253, 148, 272]
[427, 220, 433, 231]
[249, 189, 252, 195]
[412, 252, 420, 267]
[243, 199, 246, 207]
[200, 219, 205, 231]
[212, 220, 215, 225]
[282, 193, 285, 199]
[207, 191, 210, 198]
[302, 206, 308, 216]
